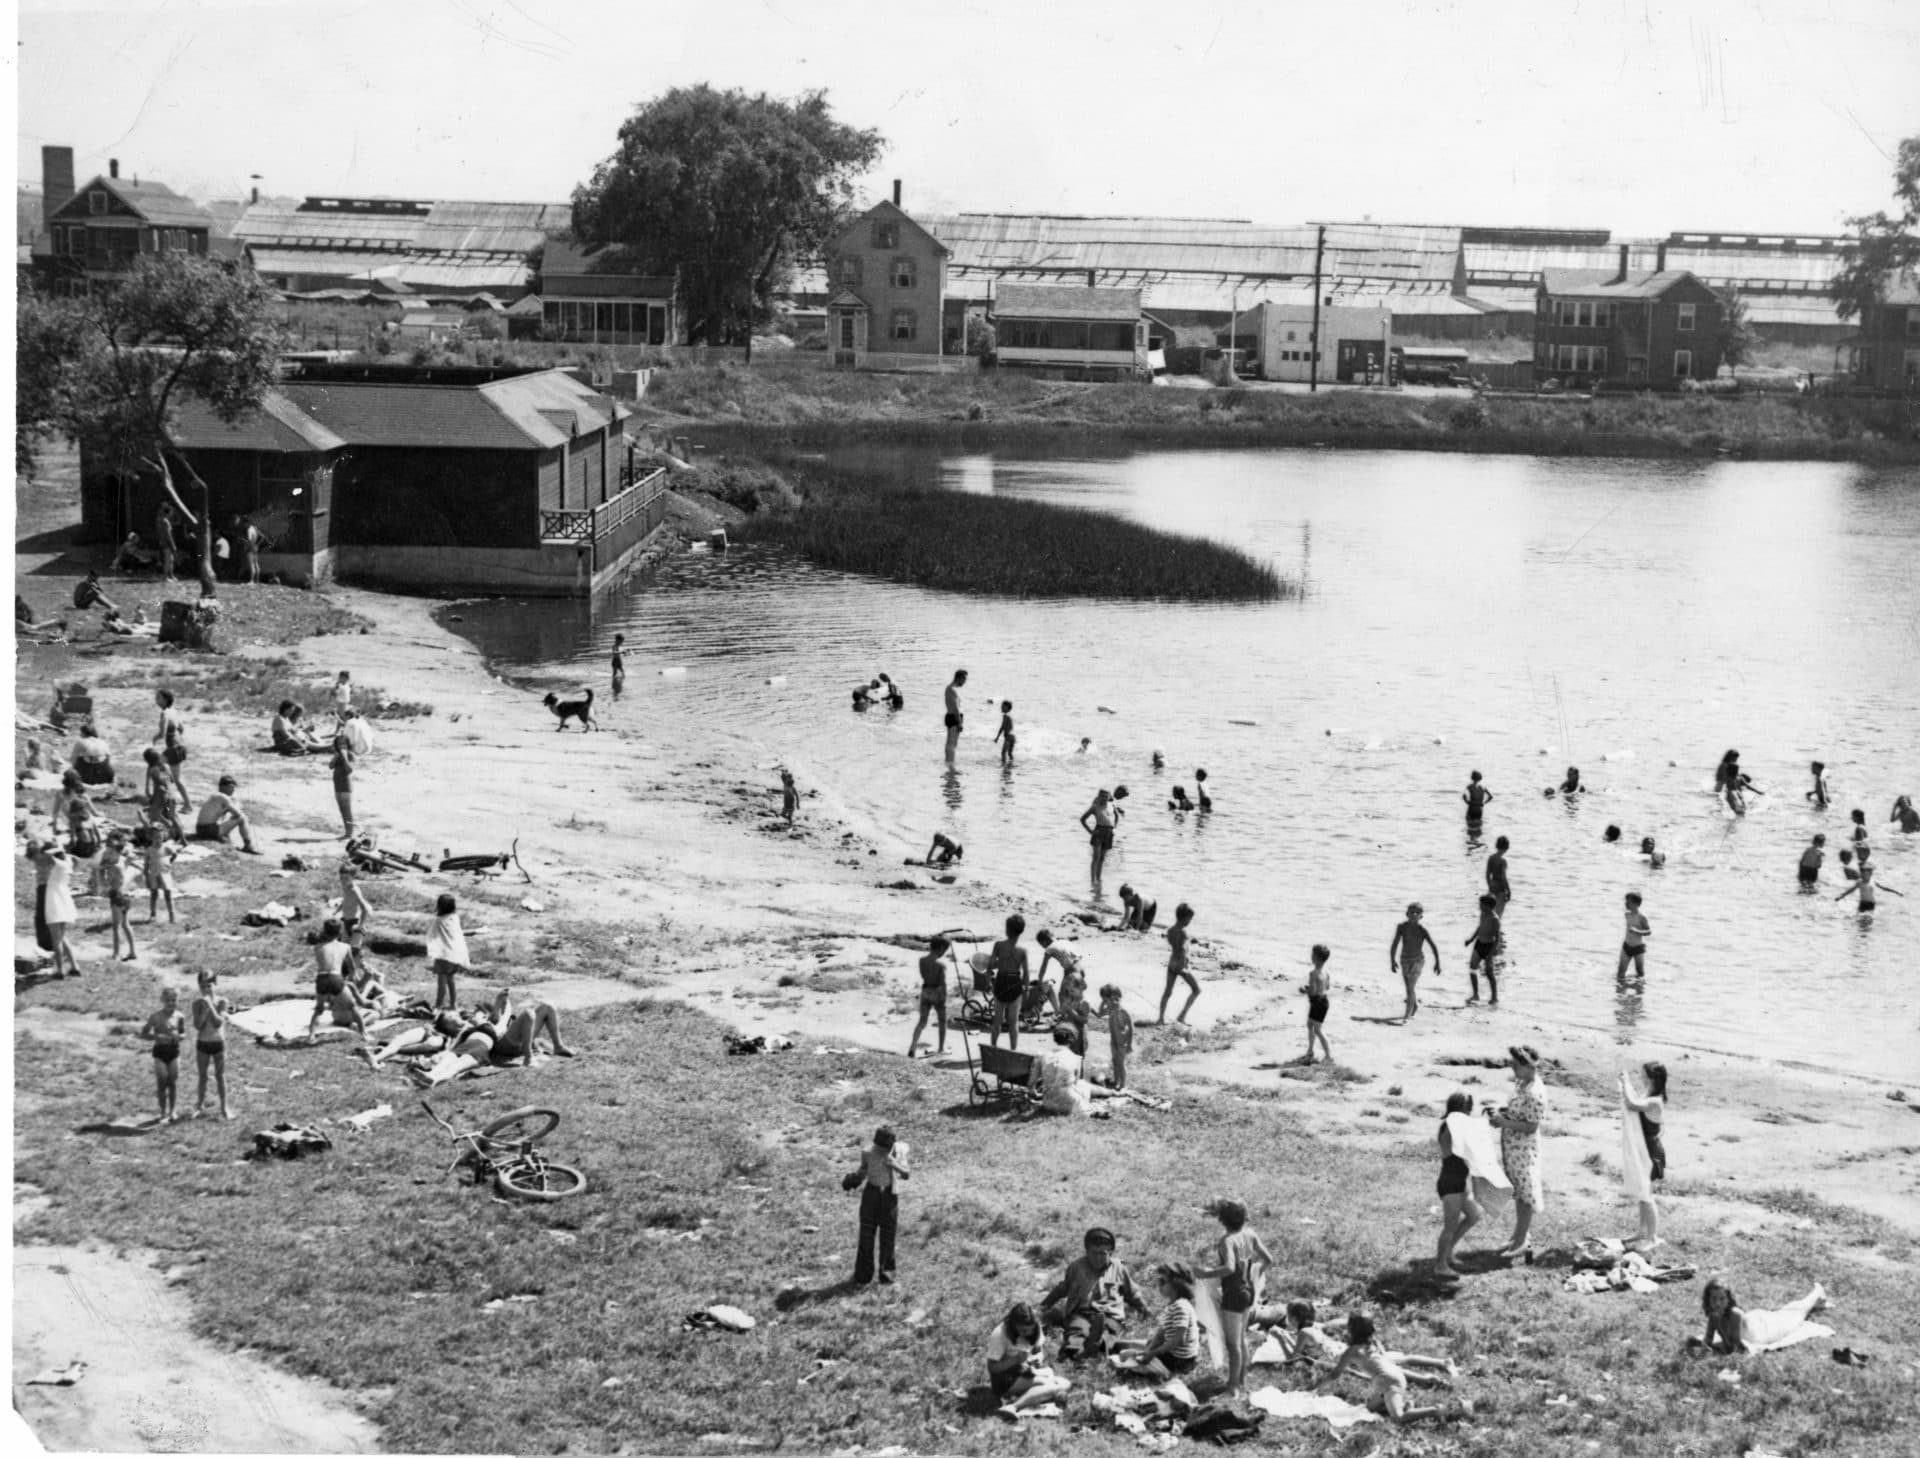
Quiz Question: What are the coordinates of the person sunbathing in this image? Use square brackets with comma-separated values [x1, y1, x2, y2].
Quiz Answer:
[360, 1011, 468, 1068]
[486, 988, 576, 1063]
[405, 1017, 502, 1087]
[1697, 1279, 1829, 1355]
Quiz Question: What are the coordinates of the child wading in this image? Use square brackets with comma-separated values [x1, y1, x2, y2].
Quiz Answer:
[1618, 892, 1651, 977]
[847, 1126, 910, 1286]
[1462, 770, 1493, 824]
[1465, 895, 1502, 1005]
[994, 700, 1016, 764]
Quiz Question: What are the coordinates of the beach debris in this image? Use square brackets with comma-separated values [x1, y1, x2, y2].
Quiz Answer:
[520, 898, 546, 912]
[246, 1124, 333, 1161]
[1228, 718, 1259, 727]
[26, 1361, 87, 1386]
[684, 1305, 755, 1333]
[335, 1102, 394, 1133]
[659, 666, 688, 676]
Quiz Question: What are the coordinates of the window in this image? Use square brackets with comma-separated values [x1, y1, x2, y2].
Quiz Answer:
[1673, 349, 1693, 379]
[891, 257, 915, 289]
[1905, 349, 1920, 383]
[1088, 321, 1132, 352]
[1676, 303, 1696, 332]
[1555, 344, 1608, 374]
[50, 225, 63, 254]
[1285, 330, 1297, 342]
[872, 222, 898, 249]
[1906, 308, 1920, 338]
[890, 308, 916, 341]
[88, 190, 106, 214]
[1627, 356, 1647, 377]
[1593, 302, 1615, 329]
[837, 256, 861, 287]
[67, 227, 86, 257]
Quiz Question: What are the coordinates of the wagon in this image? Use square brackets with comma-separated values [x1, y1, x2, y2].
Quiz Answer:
[961, 1028, 1036, 1108]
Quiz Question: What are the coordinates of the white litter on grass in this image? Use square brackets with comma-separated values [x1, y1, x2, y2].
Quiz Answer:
[520, 899, 546, 912]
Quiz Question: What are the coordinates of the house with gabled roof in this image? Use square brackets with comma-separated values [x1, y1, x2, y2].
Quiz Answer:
[822, 188, 963, 369]
[1842, 273, 1920, 389]
[33, 155, 235, 296]
[1534, 253, 1723, 389]
[991, 283, 1150, 381]
[80, 365, 667, 596]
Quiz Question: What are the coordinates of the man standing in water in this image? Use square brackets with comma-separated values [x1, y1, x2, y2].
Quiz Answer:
[1486, 836, 1512, 912]
[1081, 788, 1119, 887]
[943, 669, 968, 761]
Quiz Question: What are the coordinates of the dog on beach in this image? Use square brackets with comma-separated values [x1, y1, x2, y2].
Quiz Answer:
[543, 688, 597, 731]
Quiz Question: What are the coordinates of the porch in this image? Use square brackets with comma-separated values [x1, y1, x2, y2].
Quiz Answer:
[539, 464, 672, 591]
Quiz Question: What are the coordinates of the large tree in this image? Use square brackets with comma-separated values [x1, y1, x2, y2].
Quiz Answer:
[572, 86, 883, 345]
[16, 253, 284, 598]
[1828, 134, 1920, 322]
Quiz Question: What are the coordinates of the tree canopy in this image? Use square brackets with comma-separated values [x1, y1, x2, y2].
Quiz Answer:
[16, 253, 285, 596]
[1828, 134, 1920, 321]
[571, 86, 883, 345]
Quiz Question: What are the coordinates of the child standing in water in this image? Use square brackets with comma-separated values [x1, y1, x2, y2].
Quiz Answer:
[1159, 903, 1200, 1025]
[1465, 896, 1501, 1006]
[1462, 771, 1492, 823]
[1304, 944, 1333, 1065]
[1849, 808, 1870, 849]
[1618, 892, 1651, 977]
[1100, 984, 1134, 1089]
[1798, 834, 1826, 887]
[611, 633, 626, 691]
[428, 893, 470, 1009]
[1390, 905, 1440, 1019]
[1806, 761, 1828, 809]
[995, 701, 1016, 764]
[1836, 847, 1901, 913]
[1194, 768, 1212, 811]
[1486, 836, 1512, 911]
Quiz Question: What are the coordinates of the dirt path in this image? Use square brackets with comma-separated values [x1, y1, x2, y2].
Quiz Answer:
[10, 1245, 380, 1453]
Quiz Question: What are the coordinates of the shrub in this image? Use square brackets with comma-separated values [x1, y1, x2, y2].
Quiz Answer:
[1450, 398, 1491, 430]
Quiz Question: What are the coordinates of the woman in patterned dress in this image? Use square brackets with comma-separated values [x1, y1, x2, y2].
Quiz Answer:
[1488, 1044, 1547, 1259]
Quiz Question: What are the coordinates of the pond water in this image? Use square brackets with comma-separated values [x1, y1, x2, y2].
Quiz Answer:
[446, 445, 1920, 1080]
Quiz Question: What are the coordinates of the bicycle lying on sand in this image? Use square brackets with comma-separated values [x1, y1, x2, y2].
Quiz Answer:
[421, 1100, 586, 1202]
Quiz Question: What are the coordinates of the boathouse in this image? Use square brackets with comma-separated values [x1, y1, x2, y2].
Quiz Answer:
[79, 364, 665, 597]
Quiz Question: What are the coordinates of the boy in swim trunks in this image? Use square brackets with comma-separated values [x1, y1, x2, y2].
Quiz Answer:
[1836, 847, 1900, 913]
[1618, 892, 1651, 977]
[141, 986, 187, 1123]
[190, 971, 234, 1120]
[995, 701, 1015, 764]
[1462, 771, 1492, 823]
[1304, 943, 1332, 1064]
[943, 669, 967, 761]
[1798, 834, 1825, 886]
[1158, 904, 1200, 1025]
[909, 936, 956, 1057]
[988, 914, 1032, 1050]
[1100, 984, 1133, 1090]
[1806, 761, 1828, 809]
[1486, 837, 1512, 911]
[1081, 790, 1117, 886]
[1317, 1314, 1461, 1423]
[1465, 896, 1501, 1006]
[1390, 904, 1440, 1019]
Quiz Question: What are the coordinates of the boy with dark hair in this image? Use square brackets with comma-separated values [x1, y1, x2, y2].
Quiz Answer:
[849, 1126, 910, 1286]
[1618, 892, 1651, 977]
[909, 937, 956, 1057]
[1041, 1227, 1152, 1359]
[1465, 896, 1502, 1006]
[1305, 944, 1333, 1064]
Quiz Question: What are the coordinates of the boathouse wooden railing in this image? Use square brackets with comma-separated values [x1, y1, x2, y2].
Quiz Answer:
[540, 467, 670, 556]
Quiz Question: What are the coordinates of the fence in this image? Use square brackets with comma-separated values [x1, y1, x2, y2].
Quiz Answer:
[540, 466, 670, 572]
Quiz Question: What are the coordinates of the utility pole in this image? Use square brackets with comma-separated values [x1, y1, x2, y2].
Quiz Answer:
[1309, 224, 1326, 394]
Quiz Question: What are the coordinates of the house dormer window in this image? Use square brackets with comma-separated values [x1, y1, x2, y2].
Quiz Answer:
[891, 257, 915, 288]
[89, 190, 107, 214]
[873, 221, 899, 249]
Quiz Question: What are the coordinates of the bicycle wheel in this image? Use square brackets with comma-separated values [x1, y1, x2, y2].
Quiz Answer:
[480, 1107, 560, 1146]
[495, 1157, 586, 1201]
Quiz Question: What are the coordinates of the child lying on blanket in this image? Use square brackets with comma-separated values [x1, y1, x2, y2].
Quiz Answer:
[1255, 1302, 1454, 1386]
[1316, 1314, 1468, 1424]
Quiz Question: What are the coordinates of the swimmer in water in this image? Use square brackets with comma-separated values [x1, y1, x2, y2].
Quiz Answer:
[1835, 846, 1901, 912]
[1797, 833, 1825, 886]
[1169, 785, 1194, 812]
[1892, 795, 1920, 833]
[1078, 737, 1093, 754]
[1463, 770, 1492, 823]
[1618, 892, 1651, 978]
[1558, 766, 1585, 796]
[1806, 761, 1829, 810]
[1486, 836, 1512, 911]
[1151, 749, 1165, 770]
[1081, 790, 1117, 885]
[1604, 825, 1622, 844]
[1464, 895, 1501, 1006]
[1194, 768, 1212, 811]
[1639, 836, 1666, 869]
[879, 673, 903, 709]
[1714, 751, 1746, 815]
[1849, 808, 1869, 849]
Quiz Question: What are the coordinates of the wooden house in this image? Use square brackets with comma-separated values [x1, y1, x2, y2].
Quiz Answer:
[823, 189, 954, 369]
[538, 240, 678, 346]
[1842, 275, 1920, 388]
[33, 156, 227, 297]
[991, 284, 1149, 381]
[1535, 256, 1723, 389]
[80, 365, 666, 597]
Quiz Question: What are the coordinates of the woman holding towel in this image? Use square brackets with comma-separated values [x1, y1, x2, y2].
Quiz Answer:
[1488, 1045, 1548, 1261]
[1620, 1062, 1667, 1248]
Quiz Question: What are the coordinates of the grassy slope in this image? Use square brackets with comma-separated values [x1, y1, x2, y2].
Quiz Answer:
[640, 355, 1920, 464]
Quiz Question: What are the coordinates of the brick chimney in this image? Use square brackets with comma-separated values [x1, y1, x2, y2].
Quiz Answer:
[109, 158, 120, 179]
[251, 184, 259, 205]
[1655, 240, 1668, 273]
[892, 179, 901, 207]
[1612, 243, 1629, 284]
[42, 145, 74, 216]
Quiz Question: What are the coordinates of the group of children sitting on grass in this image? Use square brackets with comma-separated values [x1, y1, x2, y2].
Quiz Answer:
[987, 1218, 1467, 1426]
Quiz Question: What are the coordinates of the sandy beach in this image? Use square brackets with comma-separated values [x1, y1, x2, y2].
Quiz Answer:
[14, 578, 1920, 1450]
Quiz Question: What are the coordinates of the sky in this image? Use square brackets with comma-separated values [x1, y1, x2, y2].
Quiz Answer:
[10, 0, 1920, 236]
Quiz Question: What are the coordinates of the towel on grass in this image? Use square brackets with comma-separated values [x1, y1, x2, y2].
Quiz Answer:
[1622, 1091, 1654, 1201]
[1246, 1386, 1378, 1428]
[1445, 1111, 1513, 1212]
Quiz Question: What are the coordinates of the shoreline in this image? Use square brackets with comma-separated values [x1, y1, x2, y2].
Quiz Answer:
[14, 574, 1920, 1451]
